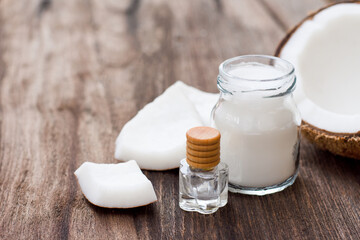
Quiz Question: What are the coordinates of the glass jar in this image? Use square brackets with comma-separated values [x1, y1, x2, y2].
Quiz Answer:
[211, 55, 301, 195]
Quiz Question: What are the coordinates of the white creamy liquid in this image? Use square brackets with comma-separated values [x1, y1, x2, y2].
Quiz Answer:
[214, 64, 299, 187]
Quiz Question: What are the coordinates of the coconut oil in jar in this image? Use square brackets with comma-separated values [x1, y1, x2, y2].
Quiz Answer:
[211, 55, 301, 195]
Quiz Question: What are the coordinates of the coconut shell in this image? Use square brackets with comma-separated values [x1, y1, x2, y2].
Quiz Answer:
[276, 1, 360, 160]
[301, 122, 360, 159]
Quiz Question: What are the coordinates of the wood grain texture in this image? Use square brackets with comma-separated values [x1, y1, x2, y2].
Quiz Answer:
[0, 0, 359, 239]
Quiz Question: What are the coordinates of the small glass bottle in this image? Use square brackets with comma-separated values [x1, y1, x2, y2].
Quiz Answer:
[179, 126, 228, 214]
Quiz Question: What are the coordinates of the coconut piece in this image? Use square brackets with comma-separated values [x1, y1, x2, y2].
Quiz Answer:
[176, 81, 219, 126]
[74, 160, 157, 208]
[276, 2, 360, 159]
[115, 82, 203, 170]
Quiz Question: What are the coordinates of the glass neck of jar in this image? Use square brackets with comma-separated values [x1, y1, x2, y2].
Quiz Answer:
[217, 73, 296, 98]
[217, 55, 296, 98]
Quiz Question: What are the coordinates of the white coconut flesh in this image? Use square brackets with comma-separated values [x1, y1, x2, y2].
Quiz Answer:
[176, 81, 219, 126]
[115, 81, 218, 170]
[74, 160, 157, 208]
[280, 3, 360, 134]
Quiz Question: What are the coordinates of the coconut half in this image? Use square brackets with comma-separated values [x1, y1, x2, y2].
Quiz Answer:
[74, 160, 157, 208]
[276, 2, 360, 159]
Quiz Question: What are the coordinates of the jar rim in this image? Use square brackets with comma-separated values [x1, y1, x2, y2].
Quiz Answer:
[219, 55, 295, 83]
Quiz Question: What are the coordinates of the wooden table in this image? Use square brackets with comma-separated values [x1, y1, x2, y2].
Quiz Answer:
[0, 0, 359, 239]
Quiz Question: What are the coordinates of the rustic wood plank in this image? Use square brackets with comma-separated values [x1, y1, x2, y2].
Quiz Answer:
[0, 0, 137, 239]
[0, 0, 359, 239]
[259, 0, 325, 31]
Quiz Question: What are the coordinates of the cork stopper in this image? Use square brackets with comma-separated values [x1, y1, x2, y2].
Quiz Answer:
[186, 127, 220, 169]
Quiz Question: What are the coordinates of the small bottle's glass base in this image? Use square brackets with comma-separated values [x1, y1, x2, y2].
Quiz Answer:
[228, 171, 298, 196]
[179, 197, 226, 214]
[179, 159, 228, 214]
